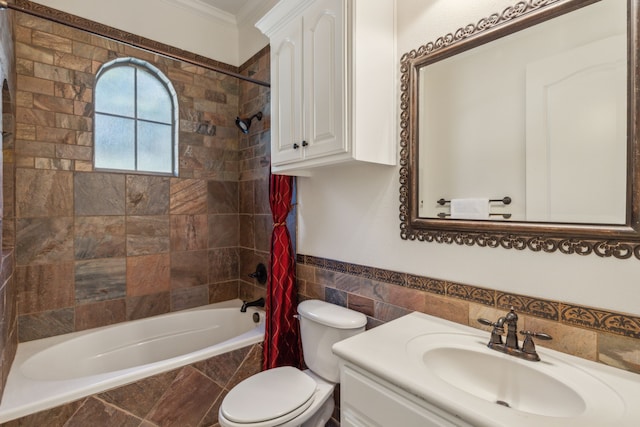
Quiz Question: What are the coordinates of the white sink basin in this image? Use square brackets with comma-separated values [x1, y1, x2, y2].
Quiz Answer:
[333, 312, 640, 427]
[406, 332, 624, 421]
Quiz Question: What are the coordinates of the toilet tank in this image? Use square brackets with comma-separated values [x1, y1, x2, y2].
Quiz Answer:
[297, 300, 367, 383]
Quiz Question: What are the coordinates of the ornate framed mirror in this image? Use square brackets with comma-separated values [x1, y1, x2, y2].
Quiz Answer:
[399, 0, 640, 259]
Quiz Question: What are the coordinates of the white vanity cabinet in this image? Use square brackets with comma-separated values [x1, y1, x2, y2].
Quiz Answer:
[256, 0, 396, 175]
[340, 363, 472, 427]
[334, 311, 640, 427]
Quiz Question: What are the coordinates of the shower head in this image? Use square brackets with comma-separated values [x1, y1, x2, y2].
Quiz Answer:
[235, 112, 263, 134]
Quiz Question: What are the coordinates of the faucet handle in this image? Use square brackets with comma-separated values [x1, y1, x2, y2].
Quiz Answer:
[520, 330, 552, 341]
[477, 318, 495, 327]
[477, 317, 504, 332]
[519, 330, 552, 361]
[477, 318, 504, 345]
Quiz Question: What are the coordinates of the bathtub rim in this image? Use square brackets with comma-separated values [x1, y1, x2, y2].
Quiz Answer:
[0, 298, 265, 423]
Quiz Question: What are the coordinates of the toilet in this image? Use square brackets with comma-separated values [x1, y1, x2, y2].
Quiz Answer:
[218, 299, 367, 427]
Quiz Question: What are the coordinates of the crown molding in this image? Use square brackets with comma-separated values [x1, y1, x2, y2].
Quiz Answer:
[159, 0, 237, 24]
[255, 0, 314, 37]
[236, 0, 279, 28]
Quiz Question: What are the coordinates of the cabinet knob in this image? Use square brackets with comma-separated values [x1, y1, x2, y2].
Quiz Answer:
[293, 141, 308, 150]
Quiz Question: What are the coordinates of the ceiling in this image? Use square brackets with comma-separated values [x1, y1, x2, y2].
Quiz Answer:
[199, 0, 253, 16]
[174, 0, 264, 23]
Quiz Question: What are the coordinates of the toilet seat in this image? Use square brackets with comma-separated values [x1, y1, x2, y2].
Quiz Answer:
[220, 366, 317, 426]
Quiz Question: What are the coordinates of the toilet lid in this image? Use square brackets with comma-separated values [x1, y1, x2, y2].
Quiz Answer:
[221, 366, 316, 424]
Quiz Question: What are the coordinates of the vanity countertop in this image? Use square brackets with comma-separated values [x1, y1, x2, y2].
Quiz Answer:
[332, 312, 640, 427]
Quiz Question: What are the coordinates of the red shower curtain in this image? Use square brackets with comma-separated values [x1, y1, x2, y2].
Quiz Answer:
[263, 173, 302, 370]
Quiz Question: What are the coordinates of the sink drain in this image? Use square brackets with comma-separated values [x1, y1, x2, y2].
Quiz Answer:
[496, 400, 511, 408]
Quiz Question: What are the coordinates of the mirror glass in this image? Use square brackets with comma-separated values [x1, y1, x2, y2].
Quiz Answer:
[418, 0, 627, 224]
[399, 0, 640, 260]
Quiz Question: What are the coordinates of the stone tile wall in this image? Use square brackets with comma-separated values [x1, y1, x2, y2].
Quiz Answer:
[9, 12, 271, 342]
[236, 46, 271, 303]
[0, 7, 17, 406]
[0, 251, 15, 408]
[0, 343, 263, 427]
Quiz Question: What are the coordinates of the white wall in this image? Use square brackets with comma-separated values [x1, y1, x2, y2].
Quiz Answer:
[31, 0, 274, 67]
[237, 2, 277, 64]
[297, 0, 640, 316]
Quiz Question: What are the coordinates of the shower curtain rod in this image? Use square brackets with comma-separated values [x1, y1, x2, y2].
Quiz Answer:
[0, 0, 270, 88]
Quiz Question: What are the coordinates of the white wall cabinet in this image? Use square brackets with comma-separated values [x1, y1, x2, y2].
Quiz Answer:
[340, 364, 473, 427]
[256, 0, 396, 175]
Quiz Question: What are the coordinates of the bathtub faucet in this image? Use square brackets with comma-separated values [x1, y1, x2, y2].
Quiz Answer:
[241, 297, 265, 312]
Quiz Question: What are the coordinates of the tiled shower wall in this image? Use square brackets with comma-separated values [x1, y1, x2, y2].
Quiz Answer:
[0, 7, 17, 406]
[236, 46, 271, 303]
[7, 12, 270, 343]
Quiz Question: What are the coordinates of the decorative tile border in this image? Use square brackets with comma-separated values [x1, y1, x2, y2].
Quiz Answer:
[297, 254, 640, 340]
[406, 274, 445, 294]
[447, 282, 495, 306]
[497, 292, 559, 321]
[561, 305, 640, 339]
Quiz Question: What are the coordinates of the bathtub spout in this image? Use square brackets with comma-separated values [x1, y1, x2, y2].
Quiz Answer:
[241, 297, 265, 312]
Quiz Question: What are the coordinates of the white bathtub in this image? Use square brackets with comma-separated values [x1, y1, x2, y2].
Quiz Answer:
[0, 299, 265, 423]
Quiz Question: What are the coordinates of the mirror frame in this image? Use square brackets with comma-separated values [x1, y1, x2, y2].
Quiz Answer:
[399, 0, 640, 260]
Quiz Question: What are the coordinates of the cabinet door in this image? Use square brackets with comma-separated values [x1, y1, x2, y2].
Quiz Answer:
[302, 0, 346, 159]
[341, 366, 468, 427]
[270, 17, 304, 166]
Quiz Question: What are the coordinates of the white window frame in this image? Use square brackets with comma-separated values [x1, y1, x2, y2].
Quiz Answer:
[94, 57, 179, 176]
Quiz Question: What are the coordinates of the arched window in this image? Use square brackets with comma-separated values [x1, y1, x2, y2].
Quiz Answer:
[94, 58, 178, 175]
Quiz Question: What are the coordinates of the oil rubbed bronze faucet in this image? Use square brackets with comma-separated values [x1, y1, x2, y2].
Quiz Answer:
[241, 297, 265, 313]
[478, 308, 552, 361]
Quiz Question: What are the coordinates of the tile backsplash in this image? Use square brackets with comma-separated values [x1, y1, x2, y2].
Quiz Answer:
[296, 254, 640, 375]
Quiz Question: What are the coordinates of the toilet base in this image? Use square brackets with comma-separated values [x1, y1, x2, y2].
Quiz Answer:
[301, 395, 334, 427]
